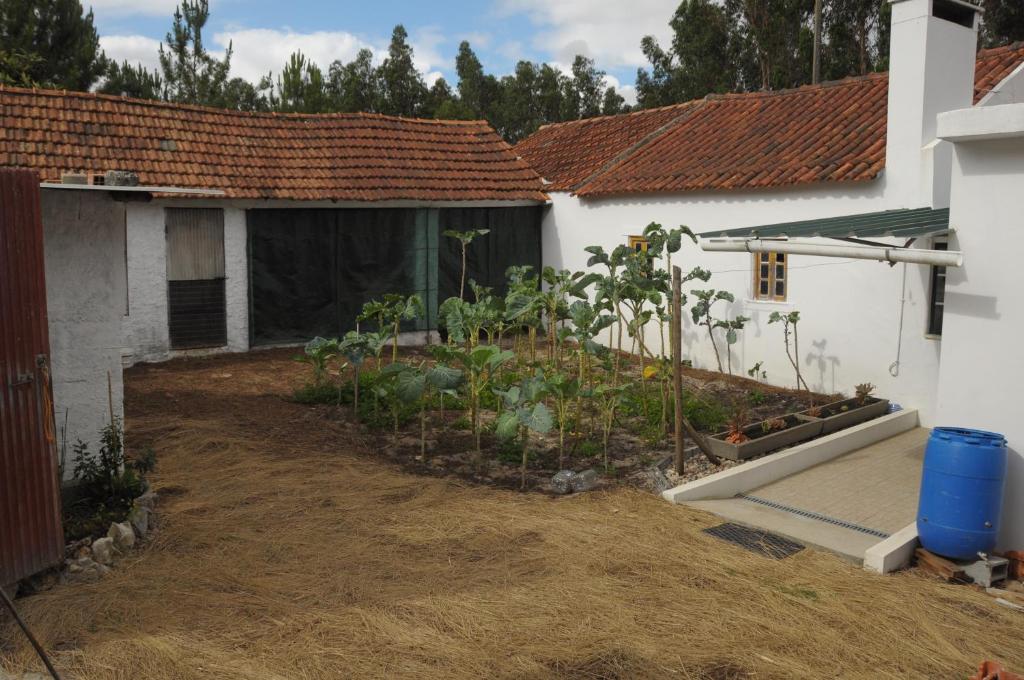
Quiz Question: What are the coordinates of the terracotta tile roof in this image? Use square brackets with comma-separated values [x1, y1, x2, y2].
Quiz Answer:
[517, 44, 1024, 198]
[0, 86, 548, 202]
[512, 102, 697, 191]
[974, 41, 1024, 102]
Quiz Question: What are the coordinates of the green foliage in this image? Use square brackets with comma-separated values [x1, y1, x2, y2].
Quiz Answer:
[637, 0, 891, 109]
[981, 0, 1024, 48]
[99, 60, 163, 99]
[65, 418, 150, 540]
[769, 310, 809, 391]
[691, 289, 736, 373]
[158, 0, 234, 107]
[0, 0, 106, 90]
[293, 336, 339, 386]
[271, 50, 329, 113]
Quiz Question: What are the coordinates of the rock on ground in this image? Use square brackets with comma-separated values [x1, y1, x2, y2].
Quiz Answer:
[90, 537, 116, 565]
[108, 521, 136, 552]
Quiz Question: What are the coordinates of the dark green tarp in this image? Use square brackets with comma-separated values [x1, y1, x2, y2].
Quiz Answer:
[248, 206, 542, 346]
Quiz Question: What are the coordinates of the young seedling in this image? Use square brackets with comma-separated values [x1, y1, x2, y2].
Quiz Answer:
[545, 370, 581, 469]
[690, 289, 736, 373]
[584, 382, 627, 472]
[395, 361, 464, 458]
[855, 382, 876, 405]
[293, 336, 338, 386]
[443, 228, 490, 300]
[381, 293, 424, 361]
[715, 314, 751, 375]
[494, 371, 553, 489]
[450, 344, 515, 456]
[768, 310, 810, 391]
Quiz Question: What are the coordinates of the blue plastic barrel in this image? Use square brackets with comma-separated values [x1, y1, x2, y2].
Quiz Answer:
[917, 427, 1007, 560]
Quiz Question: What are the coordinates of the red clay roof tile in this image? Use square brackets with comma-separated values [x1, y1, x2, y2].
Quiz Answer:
[0, 87, 547, 202]
[516, 44, 1024, 198]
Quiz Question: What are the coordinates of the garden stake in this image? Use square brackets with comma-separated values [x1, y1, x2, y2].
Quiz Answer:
[0, 586, 63, 680]
[672, 266, 685, 475]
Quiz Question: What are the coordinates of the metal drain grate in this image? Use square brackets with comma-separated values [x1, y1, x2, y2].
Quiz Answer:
[736, 494, 891, 539]
[703, 522, 805, 560]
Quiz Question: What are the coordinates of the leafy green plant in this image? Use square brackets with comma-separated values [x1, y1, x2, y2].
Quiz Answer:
[505, 265, 545, 363]
[768, 310, 809, 391]
[395, 361, 464, 457]
[544, 370, 581, 469]
[443, 228, 490, 299]
[539, 267, 598, 366]
[293, 336, 338, 386]
[446, 344, 515, 455]
[67, 418, 149, 539]
[748, 361, 766, 381]
[716, 314, 750, 375]
[339, 330, 375, 415]
[585, 382, 627, 471]
[690, 289, 736, 373]
[380, 293, 424, 361]
[494, 370, 553, 488]
[585, 244, 631, 382]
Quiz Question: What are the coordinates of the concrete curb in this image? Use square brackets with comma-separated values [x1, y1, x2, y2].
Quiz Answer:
[864, 522, 919, 574]
[662, 408, 920, 504]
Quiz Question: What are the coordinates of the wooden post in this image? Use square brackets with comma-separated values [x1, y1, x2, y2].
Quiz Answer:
[672, 266, 685, 475]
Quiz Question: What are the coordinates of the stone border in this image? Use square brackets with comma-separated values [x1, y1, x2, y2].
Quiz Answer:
[661, 408, 920, 504]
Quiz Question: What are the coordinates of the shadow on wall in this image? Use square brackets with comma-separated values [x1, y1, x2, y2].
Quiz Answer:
[806, 338, 841, 395]
[945, 292, 1001, 321]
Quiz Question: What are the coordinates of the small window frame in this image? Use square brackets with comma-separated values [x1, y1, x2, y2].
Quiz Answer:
[927, 240, 948, 338]
[752, 251, 787, 302]
[627, 235, 649, 254]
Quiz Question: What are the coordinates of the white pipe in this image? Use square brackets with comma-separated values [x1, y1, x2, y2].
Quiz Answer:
[701, 238, 963, 267]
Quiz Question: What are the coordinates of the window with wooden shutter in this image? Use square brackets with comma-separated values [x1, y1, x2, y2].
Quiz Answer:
[753, 252, 787, 301]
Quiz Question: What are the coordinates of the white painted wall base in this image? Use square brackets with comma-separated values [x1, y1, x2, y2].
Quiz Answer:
[41, 190, 127, 477]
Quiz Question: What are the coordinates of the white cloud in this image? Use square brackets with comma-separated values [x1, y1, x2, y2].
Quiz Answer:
[496, 0, 672, 69]
[86, 0, 182, 17]
[206, 26, 447, 84]
[100, 34, 162, 71]
[212, 28, 379, 82]
[602, 73, 637, 107]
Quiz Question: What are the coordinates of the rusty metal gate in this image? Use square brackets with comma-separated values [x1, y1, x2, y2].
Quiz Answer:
[0, 168, 64, 587]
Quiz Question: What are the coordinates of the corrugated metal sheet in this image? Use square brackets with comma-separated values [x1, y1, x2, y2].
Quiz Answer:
[699, 207, 951, 240]
[0, 168, 64, 587]
[166, 208, 225, 281]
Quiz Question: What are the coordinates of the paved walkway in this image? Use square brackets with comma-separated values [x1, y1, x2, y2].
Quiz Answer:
[686, 427, 928, 562]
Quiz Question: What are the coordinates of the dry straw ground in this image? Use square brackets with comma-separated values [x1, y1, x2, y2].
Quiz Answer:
[2, 351, 1022, 679]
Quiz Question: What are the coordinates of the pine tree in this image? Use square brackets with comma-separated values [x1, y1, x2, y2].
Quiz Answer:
[273, 51, 329, 113]
[158, 0, 233, 107]
[0, 0, 106, 90]
[99, 61, 163, 99]
[378, 25, 428, 116]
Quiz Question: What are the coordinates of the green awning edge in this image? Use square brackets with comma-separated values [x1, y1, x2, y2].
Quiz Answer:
[699, 207, 951, 240]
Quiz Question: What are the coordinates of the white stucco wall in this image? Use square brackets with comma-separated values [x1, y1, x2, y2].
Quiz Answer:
[936, 104, 1024, 550]
[543, 187, 943, 420]
[41, 189, 126, 476]
[122, 202, 249, 363]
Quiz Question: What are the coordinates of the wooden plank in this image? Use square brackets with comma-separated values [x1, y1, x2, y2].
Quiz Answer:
[915, 548, 966, 581]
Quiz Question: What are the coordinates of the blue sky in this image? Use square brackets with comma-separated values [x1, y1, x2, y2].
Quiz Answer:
[88, 0, 680, 104]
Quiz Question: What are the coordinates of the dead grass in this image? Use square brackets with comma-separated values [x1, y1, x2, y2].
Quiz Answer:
[2, 350, 1022, 679]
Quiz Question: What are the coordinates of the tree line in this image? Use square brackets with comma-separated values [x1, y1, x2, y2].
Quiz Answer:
[1, 0, 1023, 143]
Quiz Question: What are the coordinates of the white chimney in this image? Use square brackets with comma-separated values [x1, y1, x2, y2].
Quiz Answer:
[885, 0, 981, 208]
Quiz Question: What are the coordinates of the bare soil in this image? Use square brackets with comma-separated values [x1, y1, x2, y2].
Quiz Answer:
[2, 350, 1020, 679]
